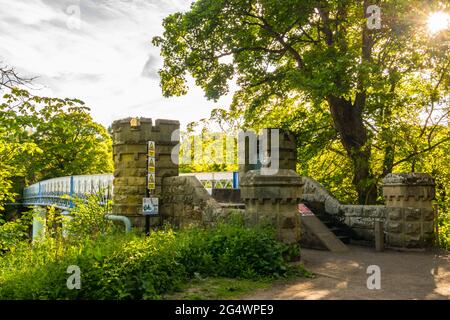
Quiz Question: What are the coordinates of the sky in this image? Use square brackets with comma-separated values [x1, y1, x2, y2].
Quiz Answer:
[0, 0, 234, 129]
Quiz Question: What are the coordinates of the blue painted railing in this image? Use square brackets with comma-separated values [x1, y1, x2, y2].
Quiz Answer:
[23, 174, 114, 209]
[23, 172, 239, 209]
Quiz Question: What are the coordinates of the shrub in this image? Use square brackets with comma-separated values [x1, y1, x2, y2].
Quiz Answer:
[0, 222, 294, 300]
[177, 223, 289, 278]
[438, 210, 450, 250]
[65, 193, 114, 240]
[0, 211, 32, 253]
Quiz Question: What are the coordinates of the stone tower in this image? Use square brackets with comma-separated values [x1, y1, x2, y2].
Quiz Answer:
[382, 173, 436, 248]
[111, 117, 179, 229]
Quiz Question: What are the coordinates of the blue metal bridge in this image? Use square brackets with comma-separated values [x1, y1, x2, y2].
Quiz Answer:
[22, 172, 237, 210]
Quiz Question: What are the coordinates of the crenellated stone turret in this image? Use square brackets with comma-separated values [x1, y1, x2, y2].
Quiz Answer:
[382, 173, 436, 248]
[111, 117, 179, 229]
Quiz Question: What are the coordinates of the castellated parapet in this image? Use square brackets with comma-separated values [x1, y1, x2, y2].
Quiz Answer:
[240, 169, 303, 245]
[382, 173, 436, 248]
[111, 117, 179, 229]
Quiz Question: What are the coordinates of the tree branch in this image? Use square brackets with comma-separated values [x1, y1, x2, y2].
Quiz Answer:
[393, 137, 450, 167]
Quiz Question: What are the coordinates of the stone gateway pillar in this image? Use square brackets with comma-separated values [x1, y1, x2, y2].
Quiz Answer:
[382, 173, 436, 248]
[239, 128, 303, 245]
[111, 118, 179, 229]
[240, 169, 303, 244]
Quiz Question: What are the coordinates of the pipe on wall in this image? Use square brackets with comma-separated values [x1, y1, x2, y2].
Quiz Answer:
[105, 214, 132, 233]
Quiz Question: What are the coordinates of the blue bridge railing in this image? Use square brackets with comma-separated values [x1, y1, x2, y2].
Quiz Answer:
[23, 174, 114, 210]
[23, 172, 237, 210]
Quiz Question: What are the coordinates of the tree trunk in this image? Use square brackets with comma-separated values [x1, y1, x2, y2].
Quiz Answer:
[381, 105, 395, 177]
[327, 95, 377, 204]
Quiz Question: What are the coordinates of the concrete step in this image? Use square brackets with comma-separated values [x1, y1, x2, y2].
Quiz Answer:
[300, 213, 349, 253]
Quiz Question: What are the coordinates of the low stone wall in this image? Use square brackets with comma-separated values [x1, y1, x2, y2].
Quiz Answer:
[161, 175, 229, 227]
[302, 176, 387, 242]
[301, 175, 436, 248]
[340, 205, 387, 242]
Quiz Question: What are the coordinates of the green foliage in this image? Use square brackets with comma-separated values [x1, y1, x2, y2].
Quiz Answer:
[0, 222, 295, 300]
[0, 211, 32, 253]
[65, 194, 114, 241]
[155, 0, 449, 204]
[438, 211, 450, 250]
[176, 223, 288, 279]
[0, 87, 113, 211]
[179, 130, 238, 173]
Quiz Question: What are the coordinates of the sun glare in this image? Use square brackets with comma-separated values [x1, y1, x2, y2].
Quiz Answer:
[427, 11, 450, 34]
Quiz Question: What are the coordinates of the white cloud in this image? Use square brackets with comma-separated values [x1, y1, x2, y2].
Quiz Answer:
[0, 0, 234, 129]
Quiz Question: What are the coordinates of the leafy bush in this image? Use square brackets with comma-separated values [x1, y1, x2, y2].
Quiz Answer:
[64, 193, 114, 240]
[0, 211, 32, 253]
[0, 221, 295, 300]
[438, 210, 450, 250]
[177, 223, 289, 279]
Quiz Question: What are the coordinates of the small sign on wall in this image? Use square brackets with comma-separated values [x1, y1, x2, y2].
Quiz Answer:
[147, 140, 156, 190]
[148, 157, 155, 173]
[143, 197, 159, 215]
[147, 173, 156, 190]
[147, 141, 155, 157]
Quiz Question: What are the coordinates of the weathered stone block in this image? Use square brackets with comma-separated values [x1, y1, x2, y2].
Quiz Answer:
[405, 222, 421, 236]
[422, 221, 434, 234]
[388, 221, 402, 233]
[349, 217, 374, 229]
[281, 217, 297, 229]
[405, 208, 421, 221]
[422, 208, 434, 221]
[342, 205, 363, 217]
[324, 196, 340, 215]
[389, 207, 403, 221]
[382, 173, 436, 248]
[387, 233, 404, 247]
[240, 169, 303, 244]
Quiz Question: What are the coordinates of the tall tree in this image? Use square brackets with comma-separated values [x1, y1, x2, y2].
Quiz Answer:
[154, 0, 449, 204]
[0, 85, 113, 211]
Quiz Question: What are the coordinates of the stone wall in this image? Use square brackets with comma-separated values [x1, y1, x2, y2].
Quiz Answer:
[238, 129, 303, 245]
[301, 174, 436, 248]
[240, 169, 303, 245]
[238, 128, 297, 175]
[160, 175, 232, 227]
[301, 176, 387, 242]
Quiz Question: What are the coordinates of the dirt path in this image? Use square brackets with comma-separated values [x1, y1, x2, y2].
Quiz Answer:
[243, 245, 450, 300]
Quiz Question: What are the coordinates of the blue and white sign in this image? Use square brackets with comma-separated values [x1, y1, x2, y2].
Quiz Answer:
[143, 197, 159, 215]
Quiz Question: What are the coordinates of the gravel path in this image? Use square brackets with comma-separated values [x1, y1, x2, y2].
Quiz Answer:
[243, 245, 450, 300]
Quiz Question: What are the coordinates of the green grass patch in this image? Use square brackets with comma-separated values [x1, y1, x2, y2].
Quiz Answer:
[165, 265, 314, 300]
[164, 277, 272, 300]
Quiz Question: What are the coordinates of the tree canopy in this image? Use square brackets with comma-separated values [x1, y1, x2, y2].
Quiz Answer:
[0, 69, 113, 211]
[154, 0, 449, 204]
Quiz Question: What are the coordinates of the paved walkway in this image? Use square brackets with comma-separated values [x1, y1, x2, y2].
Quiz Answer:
[244, 245, 450, 300]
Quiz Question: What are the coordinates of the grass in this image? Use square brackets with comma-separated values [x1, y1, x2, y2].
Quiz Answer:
[164, 264, 314, 300]
[164, 277, 272, 300]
